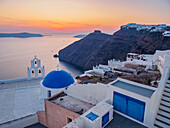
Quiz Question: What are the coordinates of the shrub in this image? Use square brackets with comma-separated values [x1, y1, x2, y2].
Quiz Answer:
[75, 76, 80, 79]
[147, 78, 151, 85]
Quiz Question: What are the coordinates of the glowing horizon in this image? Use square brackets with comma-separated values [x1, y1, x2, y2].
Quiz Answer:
[0, 0, 170, 33]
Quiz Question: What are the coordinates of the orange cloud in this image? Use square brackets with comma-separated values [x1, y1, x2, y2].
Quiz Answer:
[0, 17, 117, 32]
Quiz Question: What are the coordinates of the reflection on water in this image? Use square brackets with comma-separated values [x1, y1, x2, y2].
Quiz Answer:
[0, 34, 84, 80]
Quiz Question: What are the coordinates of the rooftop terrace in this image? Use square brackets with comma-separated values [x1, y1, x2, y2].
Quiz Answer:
[49, 92, 94, 115]
[111, 80, 155, 98]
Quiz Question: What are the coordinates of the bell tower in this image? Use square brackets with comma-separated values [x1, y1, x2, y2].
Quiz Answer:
[27, 55, 45, 80]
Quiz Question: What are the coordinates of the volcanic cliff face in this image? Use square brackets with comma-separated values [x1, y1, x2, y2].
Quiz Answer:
[59, 23, 170, 70]
[59, 30, 111, 68]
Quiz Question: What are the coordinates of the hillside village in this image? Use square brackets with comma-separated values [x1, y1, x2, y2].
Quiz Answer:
[0, 50, 170, 128]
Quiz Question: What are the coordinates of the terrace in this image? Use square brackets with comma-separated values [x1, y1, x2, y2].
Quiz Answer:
[49, 92, 94, 115]
[0, 78, 43, 90]
[77, 63, 161, 87]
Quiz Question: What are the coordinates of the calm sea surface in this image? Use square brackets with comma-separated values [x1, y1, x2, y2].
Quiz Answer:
[0, 34, 83, 80]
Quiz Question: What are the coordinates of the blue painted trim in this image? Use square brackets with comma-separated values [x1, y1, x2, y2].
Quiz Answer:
[113, 91, 145, 122]
[102, 111, 109, 127]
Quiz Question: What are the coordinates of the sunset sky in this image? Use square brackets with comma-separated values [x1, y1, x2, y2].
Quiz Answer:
[0, 0, 170, 33]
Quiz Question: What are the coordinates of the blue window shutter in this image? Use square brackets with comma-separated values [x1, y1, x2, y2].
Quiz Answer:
[102, 112, 109, 127]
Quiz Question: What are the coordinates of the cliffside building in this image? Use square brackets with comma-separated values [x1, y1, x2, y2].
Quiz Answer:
[1, 50, 170, 128]
[36, 50, 170, 128]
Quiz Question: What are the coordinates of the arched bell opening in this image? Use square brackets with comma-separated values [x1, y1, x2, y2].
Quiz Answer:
[31, 69, 35, 77]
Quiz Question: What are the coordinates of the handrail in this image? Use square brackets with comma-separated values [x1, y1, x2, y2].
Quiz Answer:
[152, 66, 170, 125]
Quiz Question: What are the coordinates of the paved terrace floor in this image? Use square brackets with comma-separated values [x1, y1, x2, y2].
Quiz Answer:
[0, 78, 43, 90]
[105, 112, 148, 128]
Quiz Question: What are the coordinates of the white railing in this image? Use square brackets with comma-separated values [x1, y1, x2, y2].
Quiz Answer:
[152, 66, 170, 126]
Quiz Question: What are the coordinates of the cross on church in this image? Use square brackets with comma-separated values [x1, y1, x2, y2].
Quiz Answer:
[57, 64, 60, 71]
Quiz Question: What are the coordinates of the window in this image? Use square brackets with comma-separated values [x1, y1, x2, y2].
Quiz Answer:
[48, 90, 51, 97]
[67, 117, 72, 123]
[102, 112, 109, 127]
[31, 69, 34, 74]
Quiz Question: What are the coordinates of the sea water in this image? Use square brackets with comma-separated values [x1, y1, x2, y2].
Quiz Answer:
[0, 33, 83, 80]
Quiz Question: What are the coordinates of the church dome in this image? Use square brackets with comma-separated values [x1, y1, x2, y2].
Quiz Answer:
[42, 70, 75, 89]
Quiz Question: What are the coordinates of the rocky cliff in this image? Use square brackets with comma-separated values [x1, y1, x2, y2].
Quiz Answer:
[59, 23, 170, 70]
[59, 30, 111, 69]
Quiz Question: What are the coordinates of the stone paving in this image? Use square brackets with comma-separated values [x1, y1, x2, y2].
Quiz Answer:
[105, 112, 148, 128]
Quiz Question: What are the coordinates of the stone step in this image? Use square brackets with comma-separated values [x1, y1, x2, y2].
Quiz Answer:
[160, 105, 170, 113]
[163, 91, 170, 97]
[162, 96, 170, 102]
[164, 87, 170, 93]
[156, 115, 170, 125]
[167, 80, 170, 84]
[165, 85, 170, 90]
[161, 100, 170, 107]
[158, 110, 170, 119]
[154, 120, 170, 128]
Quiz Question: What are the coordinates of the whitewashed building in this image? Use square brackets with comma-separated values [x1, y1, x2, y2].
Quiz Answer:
[0, 56, 45, 127]
[63, 50, 170, 128]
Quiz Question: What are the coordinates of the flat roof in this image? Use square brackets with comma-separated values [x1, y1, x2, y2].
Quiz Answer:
[50, 92, 94, 115]
[0, 78, 43, 90]
[111, 80, 155, 98]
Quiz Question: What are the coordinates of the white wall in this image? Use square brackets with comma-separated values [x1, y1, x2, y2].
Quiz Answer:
[0, 78, 27, 84]
[108, 59, 124, 69]
[65, 83, 107, 105]
[0, 86, 43, 124]
[153, 50, 170, 74]
[40, 81, 65, 100]
[106, 79, 156, 127]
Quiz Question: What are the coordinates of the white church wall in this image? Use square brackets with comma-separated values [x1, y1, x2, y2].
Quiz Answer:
[0, 78, 27, 84]
[0, 86, 43, 124]
[65, 83, 107, 105]
[40, 82, 65, 100]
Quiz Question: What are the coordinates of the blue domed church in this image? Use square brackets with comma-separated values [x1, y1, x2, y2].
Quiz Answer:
[41, 66, 75, 99]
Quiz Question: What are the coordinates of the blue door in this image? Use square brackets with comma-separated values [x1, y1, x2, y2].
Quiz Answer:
[102, 112, 109, 127]
[113, 92, 127, 114]
[113, 91, 145, 122]
[127, 97, 145, 122]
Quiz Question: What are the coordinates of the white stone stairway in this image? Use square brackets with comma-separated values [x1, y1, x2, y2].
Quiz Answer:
[154, 79, 170, 128]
